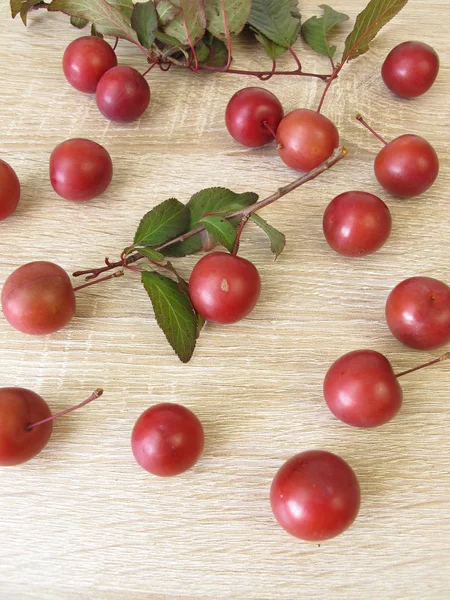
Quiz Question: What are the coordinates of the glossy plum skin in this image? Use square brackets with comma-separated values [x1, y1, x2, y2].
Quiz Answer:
[382, 41, 439, 98]
[225, 87, 284, 147]
[2, 261, 76, 335]
[189, 252, 261, 324]
[277, 109, 339, 172]
[131, 403, 204, 476]
[374, 135, 439, 198]
[63, 36, 117, 93]
[270, 450, 361, 541]
[50, 138, 113, 201]
[0, 388, 53, 466]
[0, 159, 20, 220]
[323, 350, 402, 428]
[323, 191, 392, 257]
[386, 277, 450, 350]
[96, 66, 150, 122]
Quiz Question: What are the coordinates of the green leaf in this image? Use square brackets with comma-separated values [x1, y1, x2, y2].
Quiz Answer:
[161, 0, 206, 46]
[155, 0, 179, 26]
[48, 0, 137, 41]
[134, 198, 190, 248]
[154, 30, 184, 47]
[342, 0, 409, 62]
[301, 4, 349, 58]
[204, 0, 251, 40]
[91, 22, 103, 37]
[11, 0, 44, 24]
[131, 0, 158, 48]
[252, 28, 287, 59]
[248, 0, 301, 48]
[163, 188, 258, 257]
[200, 215, 236, 253]
[195, 32, 229, 66]
[70, 15, 89, 27]
[136, 247, 166, 263]
[141, 271, 197, 363]
[251, 214, 286, 259]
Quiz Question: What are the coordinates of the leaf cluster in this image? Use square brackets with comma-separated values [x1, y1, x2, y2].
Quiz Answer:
[11, 1, 410, 67]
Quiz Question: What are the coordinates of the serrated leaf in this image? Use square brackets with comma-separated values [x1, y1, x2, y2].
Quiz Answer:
[131, 0, 157, 48]
[251, 214, 286, 258]
[248, 0, 301, 48]
[163, 188, 258, 257]
[136, 247, 166, 264]
[161, 0, 206, 46]
[48, 0, 137, 42]
[134, 198, 190, 247]
[204, 0, 251, 40]
[70, 15, 89, 27]
[11, 0, 43, 24]
[252, 28, 287, 59]
[301, 5, 349, 58]
[343, 0, 409, 62]
[155, 0, 179, 26]
[196, 32, 229, 66]
[200, 215, 236, 253]
[141, 271, 197, 363]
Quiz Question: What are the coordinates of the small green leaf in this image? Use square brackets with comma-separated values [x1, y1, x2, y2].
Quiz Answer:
[141, 271, 197, 363]
[91, 22, 103, 37]
[196, 312, 206, 338]
[154, 30, 184, 47]
[251, 214, 286, 259]
[134, 198, 190, 248]
[70, 15, 89, 28]
[301, 5, 349, 58]
[200, 215, 236, 253]
[48, 0, 137, 41]
[137, 247, 166, 263]
[252, 28, 287, 59]
[248, 0, 301, 48]
[131, 0, 157, 48]
[155, 0, 179, 26]
[204, 0, 251, 40]
[161, 0, 206, 46]
[11, 0, 43, 24]
[195, 32, 229, 66]
[163, 188, 258, 257]
[342, 0, 409, 62]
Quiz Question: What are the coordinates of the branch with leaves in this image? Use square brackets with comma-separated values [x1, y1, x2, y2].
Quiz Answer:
[10, 0, 410, 88]
[71, 147, 347, 363]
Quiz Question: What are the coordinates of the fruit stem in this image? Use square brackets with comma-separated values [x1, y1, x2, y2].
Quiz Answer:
[317, 64, 341, 113]
[395, 352, 450, 378]
[73, 147, 347, 281]
[72, 270, 124, 291]
[355, 114, 388, 146]
[26, 389, 103, 431]
[262, 121, 278, 142]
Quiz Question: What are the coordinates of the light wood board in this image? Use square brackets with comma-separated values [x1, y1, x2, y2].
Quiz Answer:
[0, 1, 449, 598]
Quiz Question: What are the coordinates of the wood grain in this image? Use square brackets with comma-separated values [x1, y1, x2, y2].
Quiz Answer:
[0, 1, 449, 598]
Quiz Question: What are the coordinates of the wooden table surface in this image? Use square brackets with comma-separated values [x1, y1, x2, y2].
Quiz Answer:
[0, 1, 449, 598]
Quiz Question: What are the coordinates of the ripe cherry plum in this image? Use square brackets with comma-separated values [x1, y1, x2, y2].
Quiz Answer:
[63, 36, 117, 93]
[189, 252, 261, 324]
[225, 87, 284, 147]
[0, 159, 20, 220]
[271, 450, 360, 541]
[131, 403, 204, 476]
[323, 191, 391, 256]
[0, 388, 52, 466]
[50, 138, 113, 201]
[386, 277, 450, 350]
[382, 41, 439, 98]
[323, 349, 402, 427]
[374, 134, 439, 198]
[2, 261, 76, 335]
[96, 66, 150, 122]
[277, 109, 339, 172]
